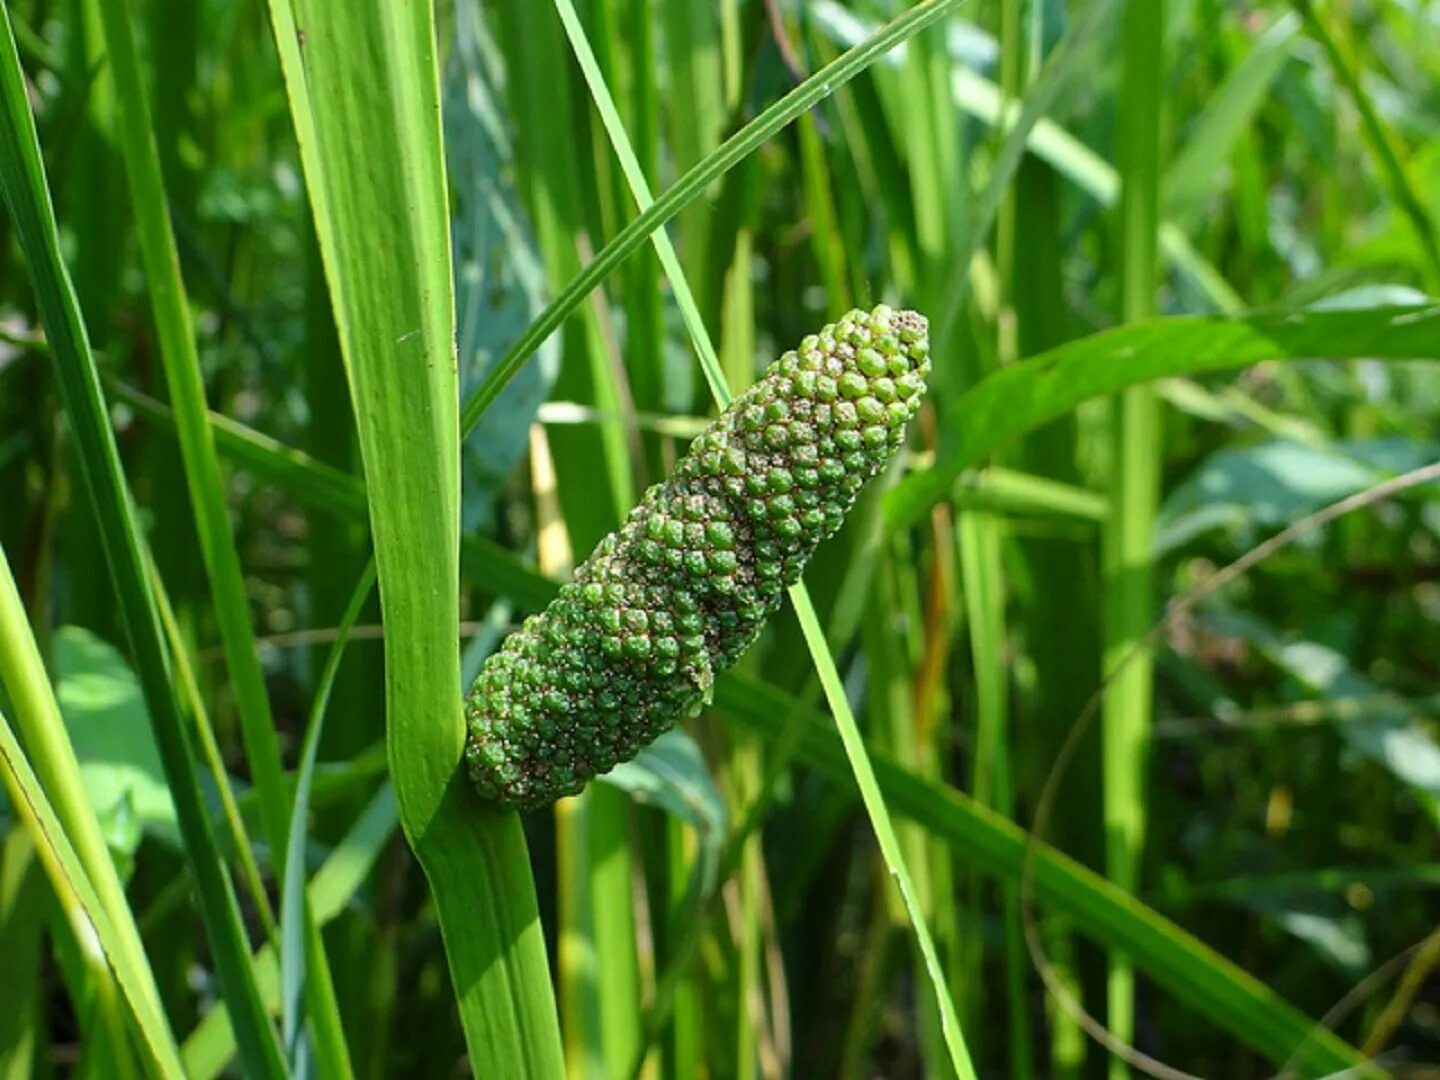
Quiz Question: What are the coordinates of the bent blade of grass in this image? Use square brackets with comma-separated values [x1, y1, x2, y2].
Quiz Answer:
[462, 0, 966, 434]
[265, 0, 564, 1071]
[0, 707, 184, 1078]
[0, 10, 285, 1075]
[554, 4, 976, 1074]
[0, 549, 183, 1075]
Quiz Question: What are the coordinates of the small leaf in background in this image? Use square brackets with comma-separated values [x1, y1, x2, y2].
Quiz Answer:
[1202, 609, 1440, 820]
[1275, 909, 1372, 976]
[54, 627, 177, 849]
[94, 788, 142, 881]
[1155, 437, 1440, 554]
[445, 2, 558, 533]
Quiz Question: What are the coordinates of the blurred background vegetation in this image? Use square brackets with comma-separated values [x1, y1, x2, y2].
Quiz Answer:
[1, 0, 1438, 1077]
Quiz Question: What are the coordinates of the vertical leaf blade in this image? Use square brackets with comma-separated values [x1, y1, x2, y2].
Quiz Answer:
[266, 0, 564, 1071]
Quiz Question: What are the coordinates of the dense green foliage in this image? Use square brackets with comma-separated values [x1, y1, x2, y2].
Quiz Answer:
[1, 0, 1438, 1078]
[466, 306, 930, 807]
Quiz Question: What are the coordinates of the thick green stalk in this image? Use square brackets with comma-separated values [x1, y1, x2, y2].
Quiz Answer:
[263, 0, 564, 1071]
[1011, 153, 1095, 1080]
[1102, 2, 1165, 1072]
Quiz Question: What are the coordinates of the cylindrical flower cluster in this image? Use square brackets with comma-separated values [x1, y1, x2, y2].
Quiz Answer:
[465, 306, 931, 808]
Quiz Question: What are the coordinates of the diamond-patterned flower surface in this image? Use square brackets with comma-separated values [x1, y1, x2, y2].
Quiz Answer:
[465, 306, 931, 809]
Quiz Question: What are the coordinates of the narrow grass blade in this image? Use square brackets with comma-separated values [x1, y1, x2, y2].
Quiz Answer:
[461, 0, 966, 432]
[0, 10, 286, 1074]
[279, 562, 374, 1076]
[181, 785, 399, 1080]
[97, 0, 292, 863]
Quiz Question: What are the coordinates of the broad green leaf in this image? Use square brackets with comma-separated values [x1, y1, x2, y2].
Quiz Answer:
[445, 4, 559, 531]
[1155, 437, 1440, 553]
[885, 306, 1440, 532]
[54, 627, 175, 848]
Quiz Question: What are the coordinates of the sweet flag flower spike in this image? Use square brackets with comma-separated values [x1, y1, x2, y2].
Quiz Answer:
[465, 306, 931, 809]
